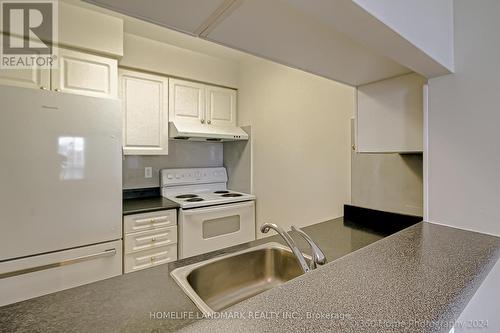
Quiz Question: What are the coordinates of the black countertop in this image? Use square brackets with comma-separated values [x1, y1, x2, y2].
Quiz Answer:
[122, 187, 179, 215]
[0, 216, 398, 333]
[123, 197, 179, 215]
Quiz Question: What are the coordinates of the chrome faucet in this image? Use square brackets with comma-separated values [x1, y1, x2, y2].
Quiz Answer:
[291, 225, 326, 269]
[260, 223, 310, 273]
[260, 223, 326, 273]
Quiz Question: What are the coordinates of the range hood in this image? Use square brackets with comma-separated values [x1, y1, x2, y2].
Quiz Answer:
[169, 121, 248, 142]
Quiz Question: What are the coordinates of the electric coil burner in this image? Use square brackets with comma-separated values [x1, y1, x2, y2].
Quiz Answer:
[221, 193, 243, 197]
[186, 198, 204, 202]
[176, 194, 198, 199]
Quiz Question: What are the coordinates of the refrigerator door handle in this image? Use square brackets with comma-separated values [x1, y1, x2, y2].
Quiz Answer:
[0, 248, 117, 279]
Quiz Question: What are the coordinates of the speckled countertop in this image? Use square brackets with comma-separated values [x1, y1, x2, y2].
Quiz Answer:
[181, 222, 500, 333]
[0, 217, 391, 333]
[1, 219, 499, 333]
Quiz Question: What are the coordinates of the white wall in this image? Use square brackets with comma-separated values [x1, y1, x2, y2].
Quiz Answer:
[453, 258, 500, 332]
[237, 56, 354, 237]
[223, 126, 252, 194]
[351, 152, 423, 216]
[428, 0, 500, 236]
[353, 0, 454, 71]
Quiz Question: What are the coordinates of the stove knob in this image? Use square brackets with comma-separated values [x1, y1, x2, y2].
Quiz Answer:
[167, 174, 173, 180]
[175, 174, 180, 179]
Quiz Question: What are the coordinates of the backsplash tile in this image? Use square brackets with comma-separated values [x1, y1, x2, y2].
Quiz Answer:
[123, 141, 223, 189]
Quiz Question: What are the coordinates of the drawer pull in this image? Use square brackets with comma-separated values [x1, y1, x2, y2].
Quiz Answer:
[0, 249, 117, 279]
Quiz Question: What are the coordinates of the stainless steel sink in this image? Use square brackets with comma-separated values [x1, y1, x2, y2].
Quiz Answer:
[170, 242, 309, 314]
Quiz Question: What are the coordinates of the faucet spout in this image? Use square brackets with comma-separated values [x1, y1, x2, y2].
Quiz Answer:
[260, 223, 310, 273]
[291, 226, 326, 269]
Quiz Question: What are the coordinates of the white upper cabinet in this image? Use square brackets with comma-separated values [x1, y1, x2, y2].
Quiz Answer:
[0, 66, 50, 90]
[356, 73, 426, 153]
[169, 78, 206, 125]
[52, 48, 118, 99]
[169, 78, 237, 127]
[119, 69, 169, 155]
[0, 34, 49, 89]
[206, 85, 237, 127]
[0, 47, 117, 99]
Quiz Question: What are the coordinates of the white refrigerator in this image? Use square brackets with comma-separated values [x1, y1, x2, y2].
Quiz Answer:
[0, 86, 123, 305]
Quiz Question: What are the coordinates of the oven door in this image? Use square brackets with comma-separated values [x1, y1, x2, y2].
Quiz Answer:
[178, 201, 255, 259]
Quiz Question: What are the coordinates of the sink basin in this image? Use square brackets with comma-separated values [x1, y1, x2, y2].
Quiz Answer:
[170, 242, 309, 314]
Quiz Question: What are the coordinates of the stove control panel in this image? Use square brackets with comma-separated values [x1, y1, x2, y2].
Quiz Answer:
[161, 167, 228, 186]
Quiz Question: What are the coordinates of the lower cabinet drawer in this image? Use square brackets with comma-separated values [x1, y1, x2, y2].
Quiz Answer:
[124, 209, 177, 234]
[124, 226, 177, 254]
[0, 240, 122, 306]
[124, 244, 177, 273]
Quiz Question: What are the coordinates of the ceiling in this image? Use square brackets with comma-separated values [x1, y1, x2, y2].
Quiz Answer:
[79, 0, 423, 86]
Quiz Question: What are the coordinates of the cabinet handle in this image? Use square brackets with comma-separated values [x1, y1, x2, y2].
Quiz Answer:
[0, 249, 116, 279]
[201, 119, 205, 124]
[207, 120, 211, 125]
[39, 86, 47, 90]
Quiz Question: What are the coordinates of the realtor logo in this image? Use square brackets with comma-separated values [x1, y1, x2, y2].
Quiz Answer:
[1, 0, 58, 68]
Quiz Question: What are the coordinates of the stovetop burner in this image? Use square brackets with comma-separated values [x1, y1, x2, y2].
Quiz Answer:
[176, 194, 198, 199]
[214, 190, 230, 194]
[221, 193, 243, 197]
[186, 197, 204, 202]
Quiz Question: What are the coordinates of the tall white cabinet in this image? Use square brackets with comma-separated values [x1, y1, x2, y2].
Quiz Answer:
[169, 78, 237, 127]
[119, 69, 169, 155]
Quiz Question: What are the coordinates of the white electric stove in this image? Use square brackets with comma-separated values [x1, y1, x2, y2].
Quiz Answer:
[161, 167, 256, 259]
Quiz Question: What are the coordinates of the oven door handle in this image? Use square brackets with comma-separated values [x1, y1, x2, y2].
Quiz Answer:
[181, 200, 254, 216]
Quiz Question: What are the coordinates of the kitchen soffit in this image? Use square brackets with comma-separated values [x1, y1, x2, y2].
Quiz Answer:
[83, 0, 419, 86]
[83, 0, 229, 36]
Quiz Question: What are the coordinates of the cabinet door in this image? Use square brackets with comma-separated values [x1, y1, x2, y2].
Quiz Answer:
[119, 69, 169, 155]
[206, 85, 237, 127]
[168, 78, 206, 125]
[356, 73, 426, 153]
[0, 67, 50, 90]
[51, 48, 118, 98]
